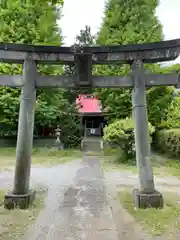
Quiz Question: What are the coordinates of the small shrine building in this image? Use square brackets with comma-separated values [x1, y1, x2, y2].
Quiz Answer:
[76, 94, 106, 138]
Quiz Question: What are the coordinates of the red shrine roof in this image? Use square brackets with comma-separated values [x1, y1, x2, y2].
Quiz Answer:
[76, 94, 103, 114]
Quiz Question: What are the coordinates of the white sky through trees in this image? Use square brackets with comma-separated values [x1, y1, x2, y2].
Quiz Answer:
[59, 0, 180, 63]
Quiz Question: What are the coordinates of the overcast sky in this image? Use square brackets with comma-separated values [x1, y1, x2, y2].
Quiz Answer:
[59, 0, 180, 63]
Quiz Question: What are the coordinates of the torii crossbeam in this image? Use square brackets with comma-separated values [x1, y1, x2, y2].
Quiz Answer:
[1, 39, 180, 210]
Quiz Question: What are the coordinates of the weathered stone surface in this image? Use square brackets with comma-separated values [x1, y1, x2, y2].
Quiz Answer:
[132, 188, 164, 209]
[12, 59, 37, 195]
[92, 206, 116, 230]
[23, 156, 118, 240]
[0, 39, 180, 64]
[132, 60, 155, 193]
[0, 73, 179, 88]
[4, 189, 36, 210]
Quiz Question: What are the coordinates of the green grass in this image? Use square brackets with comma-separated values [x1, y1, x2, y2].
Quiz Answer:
[31, 148, 82, 165]
[118, 190, 180, 236]
[101, 156, 137, 172]
[152, 154, 180, 177]
[0, 190, 4, 203]
[165, 161, 180, 176]
[0, 190, 46, 240]
[0, 147, 82, 169]
[102, 147, 180, 178]
[101, 147, 137, 173]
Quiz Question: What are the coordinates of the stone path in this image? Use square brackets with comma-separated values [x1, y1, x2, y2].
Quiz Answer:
[1, 158, 180, 239]
[23, 156, 118, 240]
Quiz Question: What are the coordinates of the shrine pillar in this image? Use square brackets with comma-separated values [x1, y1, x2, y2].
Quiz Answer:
[131, 60, 163, 208]
[4, 58, 37, 209]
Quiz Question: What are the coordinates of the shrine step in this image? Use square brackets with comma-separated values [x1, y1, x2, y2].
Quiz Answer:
[81, 138, 103, 152]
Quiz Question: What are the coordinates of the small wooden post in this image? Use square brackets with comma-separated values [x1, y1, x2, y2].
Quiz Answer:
[4, 58, 37, 209]
[131, 60, 163, 208]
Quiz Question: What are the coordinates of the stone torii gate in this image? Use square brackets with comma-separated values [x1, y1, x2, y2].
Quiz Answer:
[0, 39, 180, 210]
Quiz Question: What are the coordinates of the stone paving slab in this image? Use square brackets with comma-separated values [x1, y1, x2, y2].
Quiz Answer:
[24, 156, 118, 240]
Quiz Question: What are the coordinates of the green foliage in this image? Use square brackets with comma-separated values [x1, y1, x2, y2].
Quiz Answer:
[161, 64, 180, 74]
[147, 86, 175, 127]
[97, 0, 162, 45]
[0, 0, 64, 7]
[95, 0, 174, 126]
[0, 87, 20, 135]
[0, 0, 62, 45]
[0, 19, 97, 146]
[0, 0, 67, 139]
[76, 25, 95, 46]
[103, 117, 155, 161]
[155, 129, 180, 158]
[35, 89, 81, 147]
[159, 95, 180, 129]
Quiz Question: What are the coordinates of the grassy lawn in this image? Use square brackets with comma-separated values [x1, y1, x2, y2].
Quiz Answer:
[152, 154, 180, 177]
[118, 190, 180, 236]
[0, 147, 82, 169]
[101, 147, 138, 173]
[0, 190, 46, 240]
[0, 190, 4, 203]
[102, 147, 180, 178]
[101, 155, 137, 173]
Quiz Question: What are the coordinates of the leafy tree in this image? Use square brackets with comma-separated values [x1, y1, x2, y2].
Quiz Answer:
[0, 0, 64, 135]
[95, 0, 174, 126]
[158, 64, 180, 74]
[35, 88, 81, 147]
[0, 0, 63, 44]
[0, 0, 64, 8]
[159, 95, 180, 129]
[97, 0, 163, 45]
[155, 129, 180, 158]
[76, 25, 95, 46]
[103, 117, 155, 161]
[147, 86, 174, 126]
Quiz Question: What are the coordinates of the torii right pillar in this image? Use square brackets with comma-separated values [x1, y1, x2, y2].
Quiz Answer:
[131, 60, 164, 209]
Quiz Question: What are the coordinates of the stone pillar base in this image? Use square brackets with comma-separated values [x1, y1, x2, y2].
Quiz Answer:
[132, 188, 164, 209]
[4, 189, 36, 210]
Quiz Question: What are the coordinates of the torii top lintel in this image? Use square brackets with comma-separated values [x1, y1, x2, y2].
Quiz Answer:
[0, 38, 180, 64]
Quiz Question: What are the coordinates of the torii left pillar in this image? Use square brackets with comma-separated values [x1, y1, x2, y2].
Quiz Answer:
[4, 58, 37, 209]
